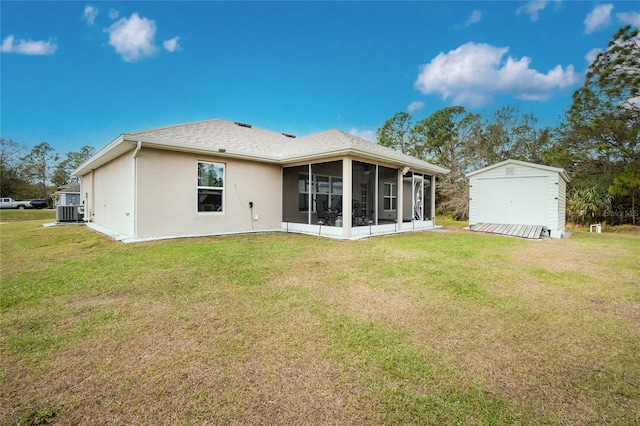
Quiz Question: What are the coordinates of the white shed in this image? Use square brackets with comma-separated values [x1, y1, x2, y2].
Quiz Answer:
[466, 159, 569, 238]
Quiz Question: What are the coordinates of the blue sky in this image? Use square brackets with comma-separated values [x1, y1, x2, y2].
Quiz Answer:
[1, 1, 639, 155]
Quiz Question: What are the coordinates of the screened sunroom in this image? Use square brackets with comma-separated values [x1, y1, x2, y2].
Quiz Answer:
[75, 119, 448, 242]
[282, 158, 435, 238]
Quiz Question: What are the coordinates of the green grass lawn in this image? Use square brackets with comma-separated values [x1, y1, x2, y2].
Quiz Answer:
[0, 209, 55, 222]
[1, 217, 639, 425]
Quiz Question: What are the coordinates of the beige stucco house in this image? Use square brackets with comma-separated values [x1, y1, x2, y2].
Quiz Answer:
[73, 119, 449, 241]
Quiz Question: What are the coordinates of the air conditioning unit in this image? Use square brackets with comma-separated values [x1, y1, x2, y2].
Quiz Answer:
[56, 205, 80, 222]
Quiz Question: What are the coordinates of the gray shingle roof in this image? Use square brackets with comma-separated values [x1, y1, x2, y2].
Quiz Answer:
[57, 182, 81, 192]
[127, 119, 299, 160]
[75, 119, 449, 176]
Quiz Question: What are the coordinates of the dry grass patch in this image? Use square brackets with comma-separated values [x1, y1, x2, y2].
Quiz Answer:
[2, 218, 639, 425]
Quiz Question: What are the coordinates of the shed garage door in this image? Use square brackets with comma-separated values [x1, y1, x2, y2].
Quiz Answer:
[476, 176, 547, 225]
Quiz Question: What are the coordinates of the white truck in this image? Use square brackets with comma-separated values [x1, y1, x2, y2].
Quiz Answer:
[0, 197, 35, 209]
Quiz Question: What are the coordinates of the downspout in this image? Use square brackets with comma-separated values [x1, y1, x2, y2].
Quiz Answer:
[132, 141, 142, 239]
[342, 158, 353, 237]
[77, 176, 83, 221]
[397, 168, 405, 231]
[308, 163, 312, 225]
[133, 140, 142, 159]
[431, 174, 436, 224]
[78, 176, 89, 222]
[90, 169, 95, 221]
[374, 164, 379, 225]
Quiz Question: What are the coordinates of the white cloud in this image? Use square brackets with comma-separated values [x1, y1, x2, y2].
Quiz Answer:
[163, 37, 181, 52]
[407, 101, 425, 113]
[627, 96, 640, 110]
[517, 1, 547, 21]
[585, 48, 602, 65]
[108, 9, 119, 20]
[465, 10, 483, 26]
[105, 13, 158, 62]
[584, 4, 614, 34]
[414, 42, 578, 107]
[617, 11, 640, 27]
[84, 5, 98, 25]
[0, 35, 58, 55]
[348, 128, 377, 142]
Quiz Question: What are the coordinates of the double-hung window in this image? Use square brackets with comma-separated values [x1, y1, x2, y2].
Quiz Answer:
[197, 162, 224, 212]
[298, 173, 343, 212]
[383, 182, 397, 211]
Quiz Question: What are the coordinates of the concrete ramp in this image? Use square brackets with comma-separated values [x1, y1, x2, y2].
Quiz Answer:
[470, 223, 546, 239]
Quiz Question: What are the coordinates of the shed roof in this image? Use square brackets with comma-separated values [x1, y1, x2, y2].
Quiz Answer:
[465, 159, 569, 182]
[74, 119, 449, 176]
[57, 182, 81, 193]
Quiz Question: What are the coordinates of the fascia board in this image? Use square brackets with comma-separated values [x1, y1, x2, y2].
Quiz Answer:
[73, 135, 134, 176]
[132, 138, 451, 175]
[76, 134, 450, 176]
[132, 136, 284, 163]
[282, 148, 450, 175]
[465, 159, 513, 177]
[466, 159, 568, 180]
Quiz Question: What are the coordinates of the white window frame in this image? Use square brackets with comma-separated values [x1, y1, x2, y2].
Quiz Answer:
[197, 161, 225, 214]
[360, 183, 368, 207]
[299, 173, 342, 212]
[383, 182, 397, 211]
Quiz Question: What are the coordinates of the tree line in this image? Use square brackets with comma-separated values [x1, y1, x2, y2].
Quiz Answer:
[0, 138, 94, 201]
[377, 26, 639, 226]
[1, 27, 636, 224]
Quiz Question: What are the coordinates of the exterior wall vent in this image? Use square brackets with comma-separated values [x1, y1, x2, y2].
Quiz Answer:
[234, 122, 252, 128]
[505, 166, 516, 176]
